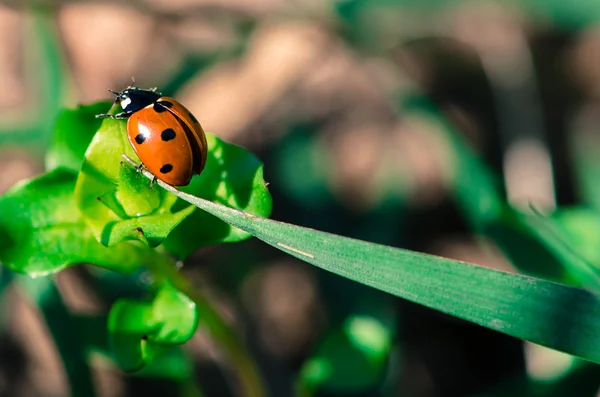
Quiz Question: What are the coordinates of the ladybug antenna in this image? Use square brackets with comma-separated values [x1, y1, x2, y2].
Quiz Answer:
[107, 89, 119, 96]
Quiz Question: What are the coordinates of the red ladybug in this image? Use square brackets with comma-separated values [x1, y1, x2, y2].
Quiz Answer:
[97, 86, 207, 186]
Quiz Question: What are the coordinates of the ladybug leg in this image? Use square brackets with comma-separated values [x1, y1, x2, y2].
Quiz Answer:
[95, 112, 128, 119]
[149, 176, 158, 189]
[135, 163, 145, 173]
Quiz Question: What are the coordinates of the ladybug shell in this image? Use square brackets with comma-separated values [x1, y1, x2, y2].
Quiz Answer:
[159, 98, 208, 174]
[127, 97, 207, 186]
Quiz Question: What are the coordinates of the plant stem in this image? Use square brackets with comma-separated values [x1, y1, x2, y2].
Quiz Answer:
[151, 255, 266, 397]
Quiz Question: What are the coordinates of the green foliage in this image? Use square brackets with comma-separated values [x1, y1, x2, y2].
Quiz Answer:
[108, 282, 199, 371]
[72, 107, 271, 253]
[164, 133, 272, 257]
[299, 315, 392, 393]
[400, 95, 600, 290]
[45, 102, 112, 172]
[0, 169, 157, 276]
[73, 109, 196, 248]
[0, 14, 65, 146]
[18, 275, 96, 397]
[7, 4, 600, 394]
[0, 99, 273, 380]
[149, 175, 600, 366]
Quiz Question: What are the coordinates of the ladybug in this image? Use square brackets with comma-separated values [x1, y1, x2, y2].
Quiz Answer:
[96, 86, 207, 187]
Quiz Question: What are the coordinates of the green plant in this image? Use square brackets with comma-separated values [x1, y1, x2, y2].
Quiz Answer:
[3, 93, 600, 396]
[0, 102, 272, 396]
[7, 3, 600, 397]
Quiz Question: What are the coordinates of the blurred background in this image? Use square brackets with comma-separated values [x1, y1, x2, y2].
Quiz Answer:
[3, 0, 600, 396]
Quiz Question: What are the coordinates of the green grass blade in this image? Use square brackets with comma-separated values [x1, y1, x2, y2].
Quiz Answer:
[123, 156, 600, 364]
[399, 95, 600, 289]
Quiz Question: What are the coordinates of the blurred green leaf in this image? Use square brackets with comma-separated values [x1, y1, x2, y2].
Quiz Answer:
[108, 282, 198, 372]
[399, 95, 600, 288]
[72, 314, 110, 355]
[134, 346, 195, 382]
[109, 331, 150, 372]
[486, 206, 584, 286]
[45, 102, 112, 172]
[570, 127, 600, 211]
[17, 276, 96, 397]
[163, 133, 272, 258]
[299, 315, 391, 393]
[0, 14, 66, 148]
[149, 178, 600, 365]
[79, 314, 195, 383]
[72, 308, 197, 383]
[520, 0, 600, 29]
[0, 168, 163, 276]
[401, 95, 503, 229]
[272, 124, 335, 209]
[510, 208, 600, 289]
[553, 207, 600, 266]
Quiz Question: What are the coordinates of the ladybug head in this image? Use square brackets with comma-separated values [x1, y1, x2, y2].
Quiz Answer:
[109, 87, 161, 115]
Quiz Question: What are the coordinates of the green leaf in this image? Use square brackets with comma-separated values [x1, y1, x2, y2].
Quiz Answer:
[109, 331, 150, 372]
[75, 105, 271, 254]
[485, 206, 600, 287]
[75, 313, 195, 382]
[163, 133, 272, 258]
[151, 283, 198, 344]
[72, 312, 196, 383]
[299, 315, 391, 393]
[45, 102, 112, 172]
[142, 175, 600, 365]
[74, 112, 195, 247]
[134, 346, 194, 382]
[108, 282, 198, 371]
[552, 207, 600, 271]
[0, 168, 162, 276]
[518, 208, 600, 290]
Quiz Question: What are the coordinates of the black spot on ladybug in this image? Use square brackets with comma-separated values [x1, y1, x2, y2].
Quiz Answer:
[160, 164, 173, 174]
[161, 128, 176, 141]
[135, 133, 146, 144]
[153, 101, 171, 113]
